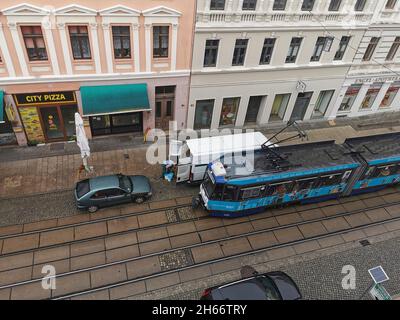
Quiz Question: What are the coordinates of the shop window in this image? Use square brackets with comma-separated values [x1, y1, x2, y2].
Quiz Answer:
[153, 26, 169, 58]
[380, 82, 400, 108]
[360, 83, 383, 110]
[339, 85, 361, 112]
[270, 94, 290, 121]
[112, 26, 131, 59]
[194, 99, 214, 130]
[220, 97, 240, 126]
[312, 90, 334, 118]
[69, 26, 91, 60]
[21, 26, 48, 61]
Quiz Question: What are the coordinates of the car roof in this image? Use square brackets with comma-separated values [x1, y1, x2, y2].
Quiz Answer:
[89, 175, 120, 191]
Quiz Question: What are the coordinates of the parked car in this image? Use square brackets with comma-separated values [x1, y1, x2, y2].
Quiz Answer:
[200, 271, 302, 300]
[75, 174, 152, 213]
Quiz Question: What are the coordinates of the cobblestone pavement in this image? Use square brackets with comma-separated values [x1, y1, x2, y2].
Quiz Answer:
[133, 231, 400, 300]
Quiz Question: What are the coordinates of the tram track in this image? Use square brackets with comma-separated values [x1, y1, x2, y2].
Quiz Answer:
[0, 188, 399, 299]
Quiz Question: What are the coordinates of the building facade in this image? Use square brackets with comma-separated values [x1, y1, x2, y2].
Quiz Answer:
[331, 0, 400, 118]
[187, 0, 399, 131]
[0, 0, 196, 146]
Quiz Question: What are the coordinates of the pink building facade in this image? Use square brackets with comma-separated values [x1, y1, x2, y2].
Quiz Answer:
[0, 1, 195, 146]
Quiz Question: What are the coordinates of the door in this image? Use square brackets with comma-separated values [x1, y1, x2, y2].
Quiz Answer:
[155, 99, 174, 130]
[290, 92, 313, 121]
[245, 96, 263, 124]
[39, 106, 65, 141]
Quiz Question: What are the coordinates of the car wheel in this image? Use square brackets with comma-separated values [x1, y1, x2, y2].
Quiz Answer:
[88, 206, 98, 213]
[135, 197, 145, 204]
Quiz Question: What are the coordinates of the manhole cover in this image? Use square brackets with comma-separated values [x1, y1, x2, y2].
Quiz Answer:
[159, 249, 194, 271]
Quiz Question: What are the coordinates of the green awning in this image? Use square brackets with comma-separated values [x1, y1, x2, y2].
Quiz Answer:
[80, 84, 150, 116]
[0, 91, 4, 123]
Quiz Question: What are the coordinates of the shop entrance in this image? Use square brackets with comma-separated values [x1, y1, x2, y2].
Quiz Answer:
[155, 86, 175, 130]
[38, 105, 77, 142]
[89, 112, 143, 136]
[290, 92, 313, 121]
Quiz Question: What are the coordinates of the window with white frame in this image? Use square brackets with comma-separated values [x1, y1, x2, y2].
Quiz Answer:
[363, 37, 380, 61]
[232, 39, 249, 66]
[301, 0, 315, 11]
[385, 0, 398, 9]
[259, 38, 276, 65]
[273, 0, 287, 10]
[311, 37, 326, 62]
[286, 37, 303, 63]
[355, 0, 367, 11]
[386, 37, 400, 61]
[204, 39, 219, 67]
[210, 0, 226, 10]
[242, 0, 257, 10]
[328, 0, 342, 11]
[334, 36, 351, 60]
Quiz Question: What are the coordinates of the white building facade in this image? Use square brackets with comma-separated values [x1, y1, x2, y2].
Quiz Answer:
[187, 0, 398, 131]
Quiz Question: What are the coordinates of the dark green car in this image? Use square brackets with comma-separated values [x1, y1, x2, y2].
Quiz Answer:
[75, 174, 152, 213]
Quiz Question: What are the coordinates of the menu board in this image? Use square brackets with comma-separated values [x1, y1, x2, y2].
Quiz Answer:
[19, 107, 45, 144]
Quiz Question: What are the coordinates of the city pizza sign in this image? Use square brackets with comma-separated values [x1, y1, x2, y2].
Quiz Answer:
[14, 91, 76, 106]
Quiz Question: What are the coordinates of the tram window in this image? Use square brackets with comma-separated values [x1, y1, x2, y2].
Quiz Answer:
[293, 178, 316, 192]
[362, 167, 376, 180]
[266, 182, 294, 196]
[372, 165, 396, 178]
[211, 184, 224, 200]
[317, 174, 342, 187]
[240, 186, 264, 200]
[342, 170, 352, 182]
[223, 185, 237, 201]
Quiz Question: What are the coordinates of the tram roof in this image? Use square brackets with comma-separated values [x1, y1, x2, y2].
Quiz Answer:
[344, 132, 400, 164]
[222, 140, 358, 182]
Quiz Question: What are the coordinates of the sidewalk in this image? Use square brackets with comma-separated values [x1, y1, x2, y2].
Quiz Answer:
[0, 111, 400, 199]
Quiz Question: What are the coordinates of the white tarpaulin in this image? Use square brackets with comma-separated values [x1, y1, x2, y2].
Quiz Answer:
[75, 113, 91, 171]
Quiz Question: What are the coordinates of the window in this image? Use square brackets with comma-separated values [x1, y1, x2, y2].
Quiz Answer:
[334, 36, 350, 60]
[166, 101, 173, 117]
[301, 0, 315, 11]
[210, 0, 226, 10]
[69, 26, 91, 60]
[242, 0, 257, 10]
[260, 38, 276, 65]
[90, 191, 108, 200]
[232, 39, 249, 66]
[313, 90, 334, 118]
[360, 82, 383, 110]
[339, 84, 362, 111]
[153, 26, 169, 58]
[380, 81, 400, 108]
[266, 182, 294, 196]
[21, 26, 48, 61]
[386, 37, 400, 61]
[328, 0, 342, 11]
[270, 94, 290, 121]
[105, 188, 126, 197]
[363, 37, 380, 61]
[371, 165, 400, 178]
[355, 0, 367, 11]
[223, 185, 237, 201]
[155, 86, 175, 95]
[386, 0, 398, 9]
[112, 26, 131, 59]
[311, 37, 326, 62]
[293, 178, 316, 192]
[76, 180, 90, 198]
[286, 37, 303, 63]
[194, 99, 214, 129]
[240, 186, 264, 200]
[315, 174, 343, 187]
[273, 0, 287, 10]
[204, 40, 219, 67]
[220, 97, 240, 126]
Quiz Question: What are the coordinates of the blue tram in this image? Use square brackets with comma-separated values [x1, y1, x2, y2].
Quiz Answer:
[196, 132, 400, 218]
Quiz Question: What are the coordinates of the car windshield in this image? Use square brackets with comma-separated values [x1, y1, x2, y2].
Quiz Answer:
[118, 175, 132, 192]
[76, 180, 90, 198]
[218, 277, 281, 300]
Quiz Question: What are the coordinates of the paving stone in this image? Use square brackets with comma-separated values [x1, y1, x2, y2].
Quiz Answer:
[34, 246, 70, 264]
[139, 238, 171, 255]
[167, 221, 197, 237]
[383, 220, 400, 232]
[382, 193, 400, 203]
[179, 265, 212, 282]
[364, 208, 392, 222]
[106, 245, 140, 263]
[74, 222, 108, 241]
[137, 211, 168, 228]
[191, 243, 224, 264]
[71, 252, 106, 271]
[40, 228, 74, 247]
[170, 233, 201, 248]
[299, 208, 326, 221]
[247, 232, 278, 250]
[90, 264, 128, 287]
[362, 225, 388, 237]
[89, 208, 122, 220]
[23, 219, 58, 232]
[222, 216, 250, 226]
[219, 238, 252, 256]
[225, 222, 254, 236]
[0, 225, 23, 237]
[199, 227, 228, 242]
[0, 252, 33, 272]
[0, 267, 33, 286]
[175, 197, 193, 205]
[51, 272, 91, 297]
[322, 217, 351, 233]
[194, 219, 224, 231]
[317, 235, 345, 248]
[126, 256, 161, 279]
[273, 227, 304, 243]
[2, 233, 40, 254]
[71, 290, 110, 300]
[146, 273, 180, 291]
[119, 203, 149, 215]
[149, 199, 176, 210]
[10, 281, 51, 300]
[107, 216, 139, 234]
[321, 204, 347, 216]
[385, 204, 400, 218]
[57, 214, 90, 226]
[267, 246, 296, 260]
[105, 232, 138, 250]
[341, 230, 367, 242]
[109, 281, 146, 300]
[361, 196, 386, 208]
[298, 221, 328, 238]
[275, 213, 303, 226]
[344, 212, 372, 228]
[32, 259, 70, 280]
[0, 288, 11, 300]
[137, 227, 168, 243]
[250, 217, 279, 230]
[293, 240, 321, 254]
[342, 200, 367, 212]
[209, 258, 243, 275]
[70, 239, 105, 257]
